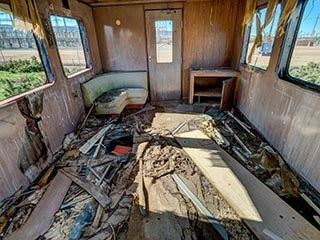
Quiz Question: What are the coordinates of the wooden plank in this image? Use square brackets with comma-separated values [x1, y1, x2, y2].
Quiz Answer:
[5, 172, 72, 240]
[220, 78, 236, 111]
[143, 2, 184, 9]
[60, 169, 111, 208]
[79, 124, 113, 154]
[84, 0, 184, 6]
[189, 71, 195, 104]
[175, 130, 320, 240]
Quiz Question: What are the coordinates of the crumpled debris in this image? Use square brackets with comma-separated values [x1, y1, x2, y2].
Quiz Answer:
[200, 119, 230, 147]
[250, 145, 300, 197]
[44, 194, 94, 240]
[70, 203, 95, 240]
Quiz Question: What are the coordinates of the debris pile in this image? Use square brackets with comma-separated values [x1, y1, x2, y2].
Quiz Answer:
[0, 103, 318, 239]
[128, 112, 255, 240]
[0, 109, 138, 239]
[200, 106, 320, 228]
[198, 107, 300, 198]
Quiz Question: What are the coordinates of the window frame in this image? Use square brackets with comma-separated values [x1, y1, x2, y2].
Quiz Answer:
[240, 5, 280, 72]
[155, 20, 174, 64]
[0, 10, 54, 105]
[277, 0, 320, 92]
[49, 14, 92, 79]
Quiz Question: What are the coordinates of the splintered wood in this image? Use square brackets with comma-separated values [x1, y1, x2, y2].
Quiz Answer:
[60, 169, 111, 208]
[79, 124, 113, 154]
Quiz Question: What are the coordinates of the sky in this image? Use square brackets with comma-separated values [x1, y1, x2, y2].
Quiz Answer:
[299, 0, 320, 36]
[155, 20, 173, 31]
[0, 11, 78, 27]
[251, 0, 319, 37]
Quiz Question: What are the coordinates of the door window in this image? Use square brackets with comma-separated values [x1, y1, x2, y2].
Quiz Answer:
[155, 20, 173, 63]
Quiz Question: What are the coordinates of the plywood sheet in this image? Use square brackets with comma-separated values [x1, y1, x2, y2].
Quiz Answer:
[176, 130, 320, 240]
[152, 112, 198, 132]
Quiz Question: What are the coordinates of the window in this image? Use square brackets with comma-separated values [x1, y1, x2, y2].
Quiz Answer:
[155, 20, 173, 63]
[50, 15, 91, 77]
[286, 0, 320, 88]
[0, 10, 49, 101]
[242, 4, 281, 70]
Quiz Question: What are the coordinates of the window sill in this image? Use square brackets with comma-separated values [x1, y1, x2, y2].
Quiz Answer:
[240, 63, 267, 73]
[67, 67, 93, 81]
[279, 75, 320, 94]
[0, 82, 54, 108]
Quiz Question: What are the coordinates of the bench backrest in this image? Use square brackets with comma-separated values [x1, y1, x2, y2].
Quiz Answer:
[81, 71, 148, 108]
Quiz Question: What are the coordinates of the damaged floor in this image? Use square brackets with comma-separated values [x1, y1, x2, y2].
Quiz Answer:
[0, 102, 319, 240]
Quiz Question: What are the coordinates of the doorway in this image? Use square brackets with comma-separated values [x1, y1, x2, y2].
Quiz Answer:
[145, 9, 182, 101]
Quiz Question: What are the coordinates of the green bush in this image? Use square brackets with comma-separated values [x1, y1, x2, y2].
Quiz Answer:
[0, 56, 46, 101]
[0, 72, 46, 100]
[0, 56, 43, 73]
[290, 62, 320, 85]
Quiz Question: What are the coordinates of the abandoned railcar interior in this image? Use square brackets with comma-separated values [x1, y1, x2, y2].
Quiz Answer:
[0, 0, 319, 239]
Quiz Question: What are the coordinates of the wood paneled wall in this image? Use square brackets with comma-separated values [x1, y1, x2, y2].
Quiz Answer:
[182, 0, 239, 98]
[92, 0, 240, 97]
[93, 5, 147, 72]
[235, 2, 320, 192]
[0, 0, 102, 201]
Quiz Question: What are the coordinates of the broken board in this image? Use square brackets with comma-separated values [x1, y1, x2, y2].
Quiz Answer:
[5, 172, 72, 240]
[175, 130, 320, 240]
[152, 112, 198, 132]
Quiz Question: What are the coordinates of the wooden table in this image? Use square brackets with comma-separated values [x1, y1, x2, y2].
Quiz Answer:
[189, 68, 240, 110]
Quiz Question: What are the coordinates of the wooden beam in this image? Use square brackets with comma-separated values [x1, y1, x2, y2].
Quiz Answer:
[5, 172, 72, 240]
[81, 0, 184, 6]
[60, 169, 111, 208]
[175, 130, 320, 240]
[79, 0, 212, 7]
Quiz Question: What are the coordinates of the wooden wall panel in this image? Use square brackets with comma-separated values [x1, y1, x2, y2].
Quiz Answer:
[0, 0, 101, 201]
[235, 7, 320, 192]
[238, 69, 320, 193]
[93, 5, 147, 72]
[231, 0, 245, 69]
[0, 103, 29, 199]
[182, 0, 239, 98]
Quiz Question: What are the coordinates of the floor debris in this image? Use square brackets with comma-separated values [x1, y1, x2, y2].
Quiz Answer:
[172, 173, 229, 240]
[0, 102, 319, 239]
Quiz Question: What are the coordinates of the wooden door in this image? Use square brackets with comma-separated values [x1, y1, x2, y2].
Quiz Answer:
[145, 10, 182, 101]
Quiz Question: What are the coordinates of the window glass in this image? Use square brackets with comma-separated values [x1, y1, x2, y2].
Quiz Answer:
[288, 0, 320, 86]
[50, 16, 87, 76]
[245, 5, 281, 70]
[0, 10, 46, 101]
[155, 20, 173, 63]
